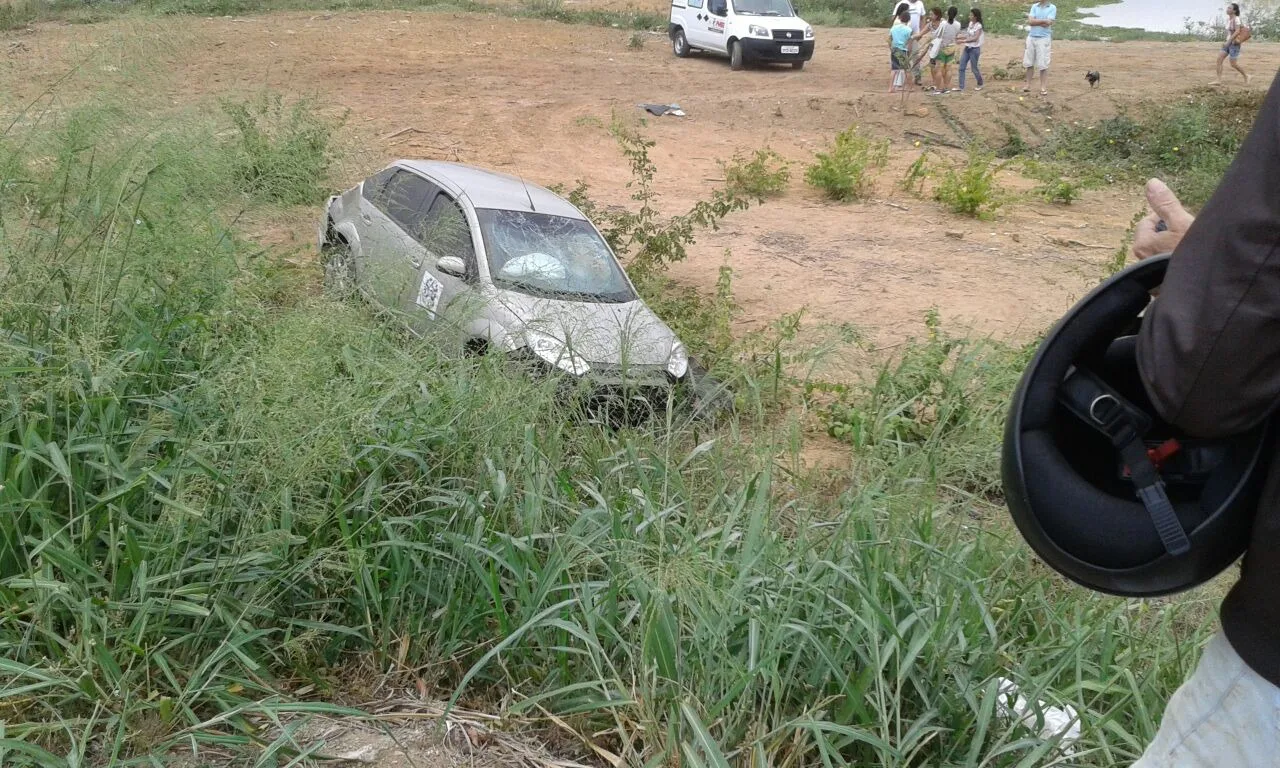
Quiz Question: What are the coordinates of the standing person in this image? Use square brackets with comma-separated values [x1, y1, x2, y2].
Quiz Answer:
[957, 8, 985, 92]
[1212, 3, 1251, 85]
[931, 6, 962, 94]
[914, 8, 943, 90]
[1127, 71, 1280, 767]
[889, 7, 913, 95]
[1023, 0, 1056, 95]
[905, 0, 929, 85]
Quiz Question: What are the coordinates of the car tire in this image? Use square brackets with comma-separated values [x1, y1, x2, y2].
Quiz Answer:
[672, 28, 691, 57]
[792, 60, 805, 70]
[322, 240, 356, 299]
[687, 357, 733, 418]
[729, 40, 744, 70]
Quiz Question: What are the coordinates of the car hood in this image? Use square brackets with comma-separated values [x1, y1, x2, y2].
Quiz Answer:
[494, 292, 681, 367]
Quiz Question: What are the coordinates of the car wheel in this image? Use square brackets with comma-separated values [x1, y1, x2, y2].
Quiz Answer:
[322, 240, 356, 299]
[686, 357, 733, 418]
[792, 60, 805, 70]
[729, 40, 744, 70]
[672, 28, 691, 57]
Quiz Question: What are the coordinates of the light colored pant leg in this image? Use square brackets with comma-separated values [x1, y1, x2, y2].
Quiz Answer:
[1133, 632, 1280, 768]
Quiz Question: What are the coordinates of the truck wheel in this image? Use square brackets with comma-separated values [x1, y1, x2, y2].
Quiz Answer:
[729, 40, 744, 70]
[672, 28, 691, 57]
[792, 60, 805, 70]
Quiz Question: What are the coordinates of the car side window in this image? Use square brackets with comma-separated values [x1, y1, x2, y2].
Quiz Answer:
[418, 193, 477, 277]
[361, 167, 397, 203]
[373, 170, 439, 236]
[688, 0, 704, 8]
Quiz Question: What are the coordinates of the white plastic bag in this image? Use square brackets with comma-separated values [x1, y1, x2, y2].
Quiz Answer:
[995, 677, 1082, 754]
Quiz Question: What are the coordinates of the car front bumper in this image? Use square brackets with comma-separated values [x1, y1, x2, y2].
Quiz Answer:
[739, 37, 814, 62]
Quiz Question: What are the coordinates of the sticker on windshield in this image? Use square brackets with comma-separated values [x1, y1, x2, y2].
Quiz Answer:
[415, 271, 443, 313]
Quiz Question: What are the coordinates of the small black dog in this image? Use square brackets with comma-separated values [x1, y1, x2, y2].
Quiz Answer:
[1085, 70, 1101, 88]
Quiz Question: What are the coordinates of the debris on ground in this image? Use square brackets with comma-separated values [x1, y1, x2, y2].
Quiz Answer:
[995, 676, 1082, 754]
[638, 103, 686, 117]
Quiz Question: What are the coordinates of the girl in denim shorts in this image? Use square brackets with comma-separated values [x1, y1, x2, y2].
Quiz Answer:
[1214, 3, 1251, 85]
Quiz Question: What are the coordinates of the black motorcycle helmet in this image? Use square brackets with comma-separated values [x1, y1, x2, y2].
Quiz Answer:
[1002, 254, 1273, 597]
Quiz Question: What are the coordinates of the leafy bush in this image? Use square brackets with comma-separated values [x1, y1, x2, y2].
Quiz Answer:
[561, 118, 748, 278]
[1037, 176, 1081, 204]
[721, 147, 791, 201]
[1022, 159, 1082, 204]
[900, 150, 931, 196]
[628, 31, 645, 48]
[222, 93, 342, 205]
[934, 146, 1004, 218]
[0, 0, 37, 30]
[805, 125, 889, 202]
[996, 121, 1028, 158]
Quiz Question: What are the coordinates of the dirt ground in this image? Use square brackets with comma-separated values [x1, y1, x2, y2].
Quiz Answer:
[5, 7, 1276, 352]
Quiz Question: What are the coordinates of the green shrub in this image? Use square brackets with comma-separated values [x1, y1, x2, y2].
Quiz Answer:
[900, 150, 931, 196]
[560, 118, 748, 278]
[0, 0, 37, 30]
[721, 147, 791, 201]
[805, 125, 889, 202]
[934, 147, 1004, 219]
[996, 121, 1028, 158]
[1022, 159, 1082, 204]
[1037, 176, 1081, 204]
[628, 31, 645, 48]
[222, 92, 341, 205]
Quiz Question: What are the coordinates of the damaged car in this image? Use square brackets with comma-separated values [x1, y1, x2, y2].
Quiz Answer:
[318, 160, 721, 408]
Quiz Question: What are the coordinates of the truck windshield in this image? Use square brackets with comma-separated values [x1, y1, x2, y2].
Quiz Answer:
[732, 0, 796, 15]
[476, 209, 637, 303]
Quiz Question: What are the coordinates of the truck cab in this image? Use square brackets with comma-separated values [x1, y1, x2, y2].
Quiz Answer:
[669, 0, 815, 70]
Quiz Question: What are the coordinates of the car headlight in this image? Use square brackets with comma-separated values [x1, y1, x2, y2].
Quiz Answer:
[667, 342, 689, 378]
[527, 332, 591, 376]
[749, 24, 770, 37]
[804, 24, 815, 39]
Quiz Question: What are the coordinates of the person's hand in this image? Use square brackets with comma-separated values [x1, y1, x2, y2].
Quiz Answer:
[1132, 178, 1194, 261]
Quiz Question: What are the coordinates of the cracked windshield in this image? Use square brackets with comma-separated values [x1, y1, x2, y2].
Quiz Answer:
[476, 209, 636, 302]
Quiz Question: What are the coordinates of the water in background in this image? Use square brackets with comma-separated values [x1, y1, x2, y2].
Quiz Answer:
[1077, 0, 1276, 33]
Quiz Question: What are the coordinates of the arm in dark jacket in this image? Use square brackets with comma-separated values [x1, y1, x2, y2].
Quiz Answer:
[1137, 76, 1280, 438]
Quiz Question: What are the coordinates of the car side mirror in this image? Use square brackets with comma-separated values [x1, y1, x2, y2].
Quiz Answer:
[436, 255, 467, 278]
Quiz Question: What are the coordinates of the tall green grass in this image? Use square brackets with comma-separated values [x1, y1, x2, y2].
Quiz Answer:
[0, 91, 1219, 766]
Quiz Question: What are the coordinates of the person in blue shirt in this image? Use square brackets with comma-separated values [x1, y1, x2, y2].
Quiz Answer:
[889, 9, 914, 103]
[1023, 0, 1056, 95]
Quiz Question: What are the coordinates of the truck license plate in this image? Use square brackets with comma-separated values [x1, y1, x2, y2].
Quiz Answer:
[781, 45, 800, 54]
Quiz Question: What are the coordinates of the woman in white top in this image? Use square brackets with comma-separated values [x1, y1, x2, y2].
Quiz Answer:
[911, 7, 941, 89]
[957, 8, 985, 92]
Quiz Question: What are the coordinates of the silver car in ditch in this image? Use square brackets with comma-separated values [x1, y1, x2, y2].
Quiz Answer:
[318, 160, 692, 389]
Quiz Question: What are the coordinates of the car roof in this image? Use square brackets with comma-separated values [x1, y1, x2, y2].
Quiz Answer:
[396, 160, 584, 220]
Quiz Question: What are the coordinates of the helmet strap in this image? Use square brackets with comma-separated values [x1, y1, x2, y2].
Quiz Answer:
[1059, 367, 1193, 557]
